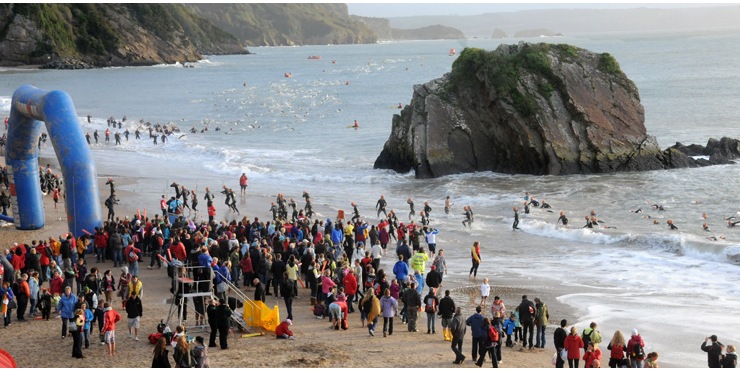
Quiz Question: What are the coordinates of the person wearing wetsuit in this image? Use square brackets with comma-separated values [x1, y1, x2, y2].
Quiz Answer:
[512, 207, 520, 230]
[407, 198, 415, 220]
[462, 206, 474, 228]
[105, 178, 115, 197]
[204, 187, 214, 206]
[424, 202, 432, 218]
[114, 132, 121, 145]
[228, 189, 239, 214]
[557, 211, 568, 225]
[352, 202, 361, 223]
[304, 197, 314, 218]
[269, 202, 279, 222]
[289, 199, 298, 222]
[376, 195, 388, 218]
[85, 133, 91, 145]
[93, 130, 99, 144]
[105, 195, 118, 222]
[190, 191, 198, 212]
[170, 182, 181, 200]
[541, 200, 551, 209]
[180, 186, 190, 210]
[134, 129, 141, 139]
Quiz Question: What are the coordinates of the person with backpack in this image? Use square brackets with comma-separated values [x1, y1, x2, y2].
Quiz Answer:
[124, 242, 142, 277]
[475, 317, 500, 368]
[582, 321, 602, 350]
[627, 328, 646, 368]
[607, 330, 629, 368]
[423, 288, 438, 334]
[701, 334, 725, 368]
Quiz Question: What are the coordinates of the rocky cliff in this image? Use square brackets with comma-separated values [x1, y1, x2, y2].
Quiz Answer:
[391, 25, 465, 41]
[374, 43, 740, 177]
[0, 4, 246, 68]
[189, 4, 376, 46]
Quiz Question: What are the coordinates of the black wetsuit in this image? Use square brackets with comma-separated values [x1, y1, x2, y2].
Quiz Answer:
[408, 200, 415, 219]
[513, 210, 520, 229]
[376, 198, 387, 218]
[558, 215, 568, 225]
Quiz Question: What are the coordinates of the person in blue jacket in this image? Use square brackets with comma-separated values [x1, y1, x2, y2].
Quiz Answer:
[466, 305, 487, 363]
[392, 255, 410, 284]
[502, 313, 517, 347]
[57, 286, 78, 338]
[331, 223, 344, 248]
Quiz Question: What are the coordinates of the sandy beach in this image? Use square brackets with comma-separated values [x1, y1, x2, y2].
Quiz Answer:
[0, 156, 561, 368]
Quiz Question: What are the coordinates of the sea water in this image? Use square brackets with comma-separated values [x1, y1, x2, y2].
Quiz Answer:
[3, 31, 740, 367]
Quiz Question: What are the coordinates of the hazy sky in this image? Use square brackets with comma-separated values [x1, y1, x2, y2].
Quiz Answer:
[346, 2, 726, 18]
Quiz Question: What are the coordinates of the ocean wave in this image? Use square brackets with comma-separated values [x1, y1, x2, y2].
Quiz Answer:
[0, 96, 10, 112]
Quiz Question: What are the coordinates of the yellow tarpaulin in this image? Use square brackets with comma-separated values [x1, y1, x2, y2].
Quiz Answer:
[243, 300, 280, 332]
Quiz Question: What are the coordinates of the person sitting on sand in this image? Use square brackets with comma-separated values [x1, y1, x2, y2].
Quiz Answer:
[275, 319, 294, 339]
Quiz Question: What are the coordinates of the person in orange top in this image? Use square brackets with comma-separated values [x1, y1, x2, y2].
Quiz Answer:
[102, 302, 122, 356]
[17, 273, 31, 321]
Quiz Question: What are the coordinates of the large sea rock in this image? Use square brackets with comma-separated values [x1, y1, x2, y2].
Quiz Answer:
[374, 42, 740, 178]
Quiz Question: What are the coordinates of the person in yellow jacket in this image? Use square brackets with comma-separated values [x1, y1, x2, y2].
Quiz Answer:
[128, 275, 143, 299]
[410, 248, 429, 294]
[359, 287, 381, 336]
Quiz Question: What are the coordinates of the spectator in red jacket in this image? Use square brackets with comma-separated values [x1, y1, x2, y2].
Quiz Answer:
[94, 228, 108, 263]
[564, 326, 585, 368]
[343, 270, 358, 313]
[275, 319, 294, 339]
[102, 302, 122, 356]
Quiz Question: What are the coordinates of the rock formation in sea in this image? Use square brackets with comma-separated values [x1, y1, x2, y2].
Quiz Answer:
[374, 42, 740, 178]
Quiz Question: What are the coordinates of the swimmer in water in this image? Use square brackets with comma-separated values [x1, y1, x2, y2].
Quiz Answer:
[583, 215, 594, 229]
[667, 219, 678, 230]
[703, 223, 710, 231]
[444, 196, 453, 215]
[540, 200, 551, 209]
[728, 219, 740, 227]
[512, 207, 520, 230]
[631, 208, 643, 213]
[353, 120, 359, 128]
[557, 211, 568, 225]
[523, 201, 530, 215]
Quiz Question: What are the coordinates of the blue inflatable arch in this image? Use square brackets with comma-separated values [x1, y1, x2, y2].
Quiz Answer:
[6, 85, 102, 238]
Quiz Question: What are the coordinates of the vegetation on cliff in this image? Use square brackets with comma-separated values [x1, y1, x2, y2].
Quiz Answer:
[449, 43, 625, 117]
[188, 4, 376, 46]
[0, 3, 245, 67]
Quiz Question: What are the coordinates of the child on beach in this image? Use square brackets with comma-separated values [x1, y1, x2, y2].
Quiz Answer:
[37, 287, 52, 320]
[502, 313, 517, 347]
[479, 278, 490, 307]
[513, 310, 523, 343]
